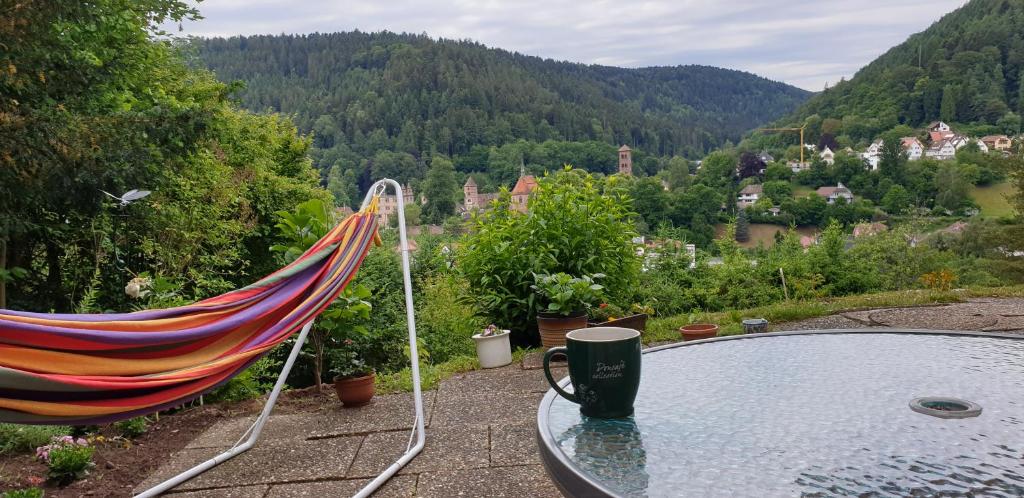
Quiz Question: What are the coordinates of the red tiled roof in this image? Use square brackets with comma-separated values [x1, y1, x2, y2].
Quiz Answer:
[512, 175, 538, 195]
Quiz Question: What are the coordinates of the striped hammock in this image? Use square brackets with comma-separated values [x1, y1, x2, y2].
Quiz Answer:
[0, 201, 381, 425]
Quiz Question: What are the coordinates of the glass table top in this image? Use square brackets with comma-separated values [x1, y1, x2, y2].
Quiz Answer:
[539, 332, 1024, 497]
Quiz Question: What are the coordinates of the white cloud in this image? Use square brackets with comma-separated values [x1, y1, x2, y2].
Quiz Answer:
[171, 0, 967, 90]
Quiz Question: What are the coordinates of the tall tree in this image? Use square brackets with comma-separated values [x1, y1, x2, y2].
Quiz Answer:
[421, 155, 459, 223]
[737, 152, 766, 179]
[878, 136, 907, 184]
[735, 209, 751, 243]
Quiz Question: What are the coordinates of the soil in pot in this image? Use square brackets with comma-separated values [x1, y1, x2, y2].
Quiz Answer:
[537, 311, 589, 348]
[334, 372, 376, 407]
[679, 323, 719, 341]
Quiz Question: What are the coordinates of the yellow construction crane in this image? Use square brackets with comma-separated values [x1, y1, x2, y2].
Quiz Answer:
[759, 125, 807, 163]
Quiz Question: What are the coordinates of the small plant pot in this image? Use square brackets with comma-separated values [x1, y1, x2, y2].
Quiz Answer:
[537, 311, 589, 349]
[742, 318, 769, 335]
[679, 323, 719, 341]
[472, 329, 513, 368]
[333, 372, 376, 407]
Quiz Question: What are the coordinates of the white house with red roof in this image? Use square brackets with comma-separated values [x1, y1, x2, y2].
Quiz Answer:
[815, 183, 854, 204]
[900, 137, 924, 161]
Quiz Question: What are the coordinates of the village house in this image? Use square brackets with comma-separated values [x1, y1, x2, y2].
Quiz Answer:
[758, 150, 774, 164]
[900, 137, 924, 161]
[861, 139, 884, 170]
[982, 135, 1012, 151]
[378, 184, 416, 226]
[787, 161, 810, 173]
[815, 182, 854, 204]
[819, 146, 835, 166]
[737, 184, 763, 207]
[927, 121, 951, 133]
[925, 139, 957, 161]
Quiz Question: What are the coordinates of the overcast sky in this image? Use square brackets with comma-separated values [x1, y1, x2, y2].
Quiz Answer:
[172, 0, 967, 91]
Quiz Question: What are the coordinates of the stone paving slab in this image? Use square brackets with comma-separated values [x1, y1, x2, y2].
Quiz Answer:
[138, 436, 363, 492]
[440, 364, 556, 394]
[184, 391, 435, 450]
[347, 427, 489, 478]
[415, 465, 562, 498]
[169, 485, 269, 497]
[266, 475, 417, 497]
[521, 350, 568, 370]
[490, 422, 542, 466]
[430, 390, 543, 428]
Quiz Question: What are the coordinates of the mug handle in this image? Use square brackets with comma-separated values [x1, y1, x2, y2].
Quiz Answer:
[543, 347, 578, 404]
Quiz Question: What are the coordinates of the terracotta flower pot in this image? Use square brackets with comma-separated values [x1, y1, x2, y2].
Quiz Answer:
[679, 323, 719, 341]
[537, 311, 589, 348]
[333, 372, 376, 407]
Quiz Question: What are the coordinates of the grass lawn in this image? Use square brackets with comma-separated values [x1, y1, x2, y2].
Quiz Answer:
[970, 182, 1016, 218]
[793, 185, 816, 198]
[715, 223, 817, 248]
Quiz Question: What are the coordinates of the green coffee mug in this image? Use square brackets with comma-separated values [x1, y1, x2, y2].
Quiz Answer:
[543, 327, 642, 418]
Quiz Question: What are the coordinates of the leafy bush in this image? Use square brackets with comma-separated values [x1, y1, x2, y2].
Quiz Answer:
[207, 355, 280, 402]
[459, 168, 640, 345]
[2, 488, 44, 498]
[36, 436, 94, 485]
[416, 274, 482, 362]
[532, 273, 605, 315]
[0, 424, 71, 456]
[113, 417, 149, 439]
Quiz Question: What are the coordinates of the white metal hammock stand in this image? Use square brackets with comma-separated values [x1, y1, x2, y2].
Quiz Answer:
[136, 179, 427, 498]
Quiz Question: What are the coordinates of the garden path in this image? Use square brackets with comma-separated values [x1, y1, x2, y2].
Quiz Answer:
[137, 297, 1024, 497]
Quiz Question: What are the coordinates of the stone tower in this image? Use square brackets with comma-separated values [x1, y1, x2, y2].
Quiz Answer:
[463, 176, 478, 210]
[618, 145, 633, 176]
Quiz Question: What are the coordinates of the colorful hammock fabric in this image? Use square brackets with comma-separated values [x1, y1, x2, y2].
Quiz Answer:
[0, 200, 381, 425]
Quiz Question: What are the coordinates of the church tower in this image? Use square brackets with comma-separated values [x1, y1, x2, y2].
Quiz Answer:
[618, 145, 633, 176]
[463, 176, 478, 210]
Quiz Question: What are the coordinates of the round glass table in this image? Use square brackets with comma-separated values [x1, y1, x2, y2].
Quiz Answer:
[536, 330, 1024, 497]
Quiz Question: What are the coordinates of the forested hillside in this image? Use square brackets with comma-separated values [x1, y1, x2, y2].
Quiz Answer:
[784, 0, 1024, 142]
[191, 32, 809, 196]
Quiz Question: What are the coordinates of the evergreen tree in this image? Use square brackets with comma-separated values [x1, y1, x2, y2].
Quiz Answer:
[735, 209, 751, 243]
[421, 155, 459, 223]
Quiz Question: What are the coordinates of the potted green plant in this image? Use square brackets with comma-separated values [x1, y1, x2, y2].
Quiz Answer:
[589, 302, 651, 332]
[328, 344, 375, 407]
[472, 324, 513, 368]
[316, 285, 375, 406]
[532, 272, 605, 348]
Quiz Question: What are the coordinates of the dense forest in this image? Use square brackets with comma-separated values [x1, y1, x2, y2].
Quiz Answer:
[191, 32, 809, 198]
[780, 0, 1024, 143]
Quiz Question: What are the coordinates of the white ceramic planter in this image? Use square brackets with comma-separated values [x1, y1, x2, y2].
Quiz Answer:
[472, 330, 513, 368]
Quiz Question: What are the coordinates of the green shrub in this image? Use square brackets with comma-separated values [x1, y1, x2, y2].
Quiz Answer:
[37, 436, 94, 485]
[416, 274, 481, 362]
[207, 355, 280, 402]
[0, 424, 71, 456]
[46, 444, 94, 485]
[459, 168, 640, 345]
[2, 488, 44, 498]
[113, 416, 149, 439]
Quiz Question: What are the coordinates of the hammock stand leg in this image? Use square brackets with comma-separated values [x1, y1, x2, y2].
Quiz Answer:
[135, 178, 426, 497]
[135, 320, 315, 498]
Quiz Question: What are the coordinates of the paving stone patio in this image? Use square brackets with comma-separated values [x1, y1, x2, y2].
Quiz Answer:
[138, 297, 1024, 497]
